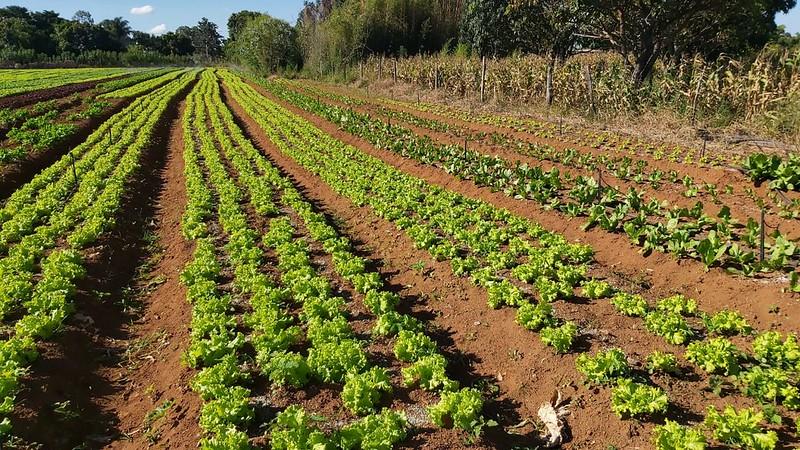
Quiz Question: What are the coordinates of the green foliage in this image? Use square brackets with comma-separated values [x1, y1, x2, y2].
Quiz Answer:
[428, 388, 490, 435]
[582, 279, 614, 299]
[655, 294, 698, 316]
[337, 408, 408, 450]
[401, 354, 459, 392]
[752, 331, 800, 369]
[515, 300, 556, 331]
[307, 339, 368, 383]
[645, 311, 694, 345]
[646, 351, 679, 375]
[486, 279, 525, 309]
[610, 379, 669, 418]
[259, 351, 310, 387]
[540, 321, 577, 354]
[704, 406, 777, 450]
[652, 420, 706, 450]
[198, 386, 254, 436]
[393, 330, 438, 362]
[611, 292, 648, 317]
[270, 405, 332, 450]
[685, 338, 741, 375]
[703, 310, 752, 336]
[342, 367, 393, 415]
[575, 348, 629, 384]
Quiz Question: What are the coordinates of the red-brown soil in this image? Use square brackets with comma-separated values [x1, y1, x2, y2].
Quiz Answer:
[0, 73, 131, 110]
[8, 80, 199, 450]
[300, 81, 800, 239]
[221, 79, 799, 448]
[0, 96, 131, 199]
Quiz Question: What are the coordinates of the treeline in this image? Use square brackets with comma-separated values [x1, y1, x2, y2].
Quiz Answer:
[0, 6, 225, 67]
[226, 0, 799, 85]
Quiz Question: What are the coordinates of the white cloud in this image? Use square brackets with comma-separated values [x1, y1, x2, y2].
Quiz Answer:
[130, 5, 154, 15]
[149, 24, 167, 35]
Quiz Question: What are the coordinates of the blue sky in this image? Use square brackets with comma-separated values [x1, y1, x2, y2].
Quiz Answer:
[2, 1, 799, 37]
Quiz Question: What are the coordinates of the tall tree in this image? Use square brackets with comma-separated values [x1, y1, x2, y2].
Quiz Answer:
[460, 0, 513, 56]
[579, 0, 797, 85]
[99, 17, 132, 50]
[227, 10, 261, 42]
[72, 10, 93, 25]
[191, 17, 222, 59]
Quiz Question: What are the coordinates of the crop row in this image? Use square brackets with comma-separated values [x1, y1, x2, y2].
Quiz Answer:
[94, 67, 178, 95]
[0, 96, 111, 165]
[0, 68, 136, 98]
[181, 70, 493, 448]
[0, 70, 196, 436]
[98, 68, 193, 99]
[223, 70, 798, 448]
[291, 80, 800, 219]
[268, 80, 799, 286]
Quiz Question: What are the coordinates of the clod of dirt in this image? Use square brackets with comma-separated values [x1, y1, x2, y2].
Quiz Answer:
[537, 390, 570, 447]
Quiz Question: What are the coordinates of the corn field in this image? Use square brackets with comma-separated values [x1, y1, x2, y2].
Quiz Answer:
[360, 48, 800, 138]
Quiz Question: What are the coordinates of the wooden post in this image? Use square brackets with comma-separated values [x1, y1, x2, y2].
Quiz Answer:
[480, 55, 487, 103]
[545, 62, 554, 106]
[359, 60, 364, 80]
[393, 58, 398, 83]
[379, 55, 383, 80]
[464, 138, 468, 159]
[584, 65, 595, 115]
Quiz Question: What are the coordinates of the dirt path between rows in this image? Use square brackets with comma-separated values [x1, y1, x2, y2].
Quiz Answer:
[102, 98, 200, 450]
[8, 84, 198, 449]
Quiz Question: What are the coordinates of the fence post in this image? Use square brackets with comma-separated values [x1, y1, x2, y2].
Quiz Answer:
[434, 65, 439, 91]
[584, 65, 596, 115]
[379, 55, 383, 80]
[393, 58, 398, 83]
[359, 60, 363, 80]
[480, 55, 487, 103]
[545, 62, 554, 106]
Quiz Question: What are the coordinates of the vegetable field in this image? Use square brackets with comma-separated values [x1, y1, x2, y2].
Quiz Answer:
[0, 67, 798, 450]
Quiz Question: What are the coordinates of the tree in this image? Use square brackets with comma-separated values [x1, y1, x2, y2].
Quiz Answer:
[161, 31, 194, 55]
[55, 20, 116, 54]
[72, 10, 93, 25]
[0, 16, 34, 50]
[227, 10, 261, 42]
[191, 17, 222, 59]
[99, 17, 132, 50]
[227, 14, 301, 72]
[460, 0, 513, 56]
[578, 0, 797, 85]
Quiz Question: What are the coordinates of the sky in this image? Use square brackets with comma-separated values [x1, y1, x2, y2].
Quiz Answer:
[1, 1, 799, 37]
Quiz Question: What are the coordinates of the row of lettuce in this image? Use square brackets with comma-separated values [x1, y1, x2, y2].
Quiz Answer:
[181, 70, 495, 449]
[0, 67, 185, 166]
[0, 70, 197, 436]
[280, 81, 799, 285]
[224, 70, 798, 448]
